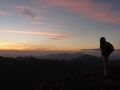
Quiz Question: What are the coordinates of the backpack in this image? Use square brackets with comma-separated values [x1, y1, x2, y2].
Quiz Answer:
[107, 42, 114, 53]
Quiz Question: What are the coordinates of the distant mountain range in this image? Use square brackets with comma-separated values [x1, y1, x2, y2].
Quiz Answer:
[70, 54, 119, 67]
[29, 53, 120, 66]
[33, 53, 84, 60]
[28, 52, 120, 60]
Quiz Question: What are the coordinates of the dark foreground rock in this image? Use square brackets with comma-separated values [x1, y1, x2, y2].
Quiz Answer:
[34, 67, 120, 90]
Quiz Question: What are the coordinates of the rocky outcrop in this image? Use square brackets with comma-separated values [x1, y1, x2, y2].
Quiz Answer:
[35, 67, 120, 90]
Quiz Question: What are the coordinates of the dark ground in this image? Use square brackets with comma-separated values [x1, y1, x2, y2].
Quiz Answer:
[0, 56, 120, 90]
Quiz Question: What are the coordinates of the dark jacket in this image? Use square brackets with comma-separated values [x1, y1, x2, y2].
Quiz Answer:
[100, 41, 111, 57]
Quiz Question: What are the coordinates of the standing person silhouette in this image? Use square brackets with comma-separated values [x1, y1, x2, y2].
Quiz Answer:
[100, 37, 114, 77]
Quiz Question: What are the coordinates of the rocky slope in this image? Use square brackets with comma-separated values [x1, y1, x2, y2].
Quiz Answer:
[35, 67, 120, 90]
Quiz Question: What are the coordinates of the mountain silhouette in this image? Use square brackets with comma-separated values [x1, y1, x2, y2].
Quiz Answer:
[70, 54, 119, 67]
[0, 55, 120, 90]
[39, 53, 84, 60]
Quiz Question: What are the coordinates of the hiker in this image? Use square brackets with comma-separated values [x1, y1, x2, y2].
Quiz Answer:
[100, 37, 114, 77]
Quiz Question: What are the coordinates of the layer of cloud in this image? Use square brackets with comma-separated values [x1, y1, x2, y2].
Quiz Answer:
[0, 10, 10, 15]
[0, 30, 78, 40]
[81, 48, 120, 51]
[81, 48, 100, 51]
[32, 22, 45, 25]
[115, 49, 120, 51]
[50, 35, 71, 40]
[34, 16, 43, 20]
[43, 0, 120, 24]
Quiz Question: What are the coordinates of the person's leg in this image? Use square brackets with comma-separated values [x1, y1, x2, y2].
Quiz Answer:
[103, 56, 109, 77]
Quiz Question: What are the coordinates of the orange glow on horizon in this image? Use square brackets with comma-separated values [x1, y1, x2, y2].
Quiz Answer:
[0, 42, 81, 51]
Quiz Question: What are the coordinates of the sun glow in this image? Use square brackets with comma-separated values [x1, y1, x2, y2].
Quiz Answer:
[0, 42, 34, 50]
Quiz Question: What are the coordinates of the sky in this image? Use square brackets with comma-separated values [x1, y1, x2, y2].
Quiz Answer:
[0, 0, 120, 56]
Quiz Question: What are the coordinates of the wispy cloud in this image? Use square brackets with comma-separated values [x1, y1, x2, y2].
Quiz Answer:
[31, 22, 45, 25]
[44, 0, 120, 24]
[50, 35, 71, 41]
[12, 6, 30, 9]
[0, 10, 11, 15]
[20, 9, 36, 18]
[13, 6, 35, 17]
[0, 30, 78, 37]
[13, 5, 40, 19]
[34, 16, 43, 20]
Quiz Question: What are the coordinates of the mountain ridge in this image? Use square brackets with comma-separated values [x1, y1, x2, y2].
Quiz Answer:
[34, 52, 85, 60]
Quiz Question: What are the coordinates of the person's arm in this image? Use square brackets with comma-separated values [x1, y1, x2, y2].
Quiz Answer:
[100, 45, 103, 55]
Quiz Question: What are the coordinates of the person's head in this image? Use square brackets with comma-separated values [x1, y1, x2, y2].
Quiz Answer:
[100, 37, 106, 44]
